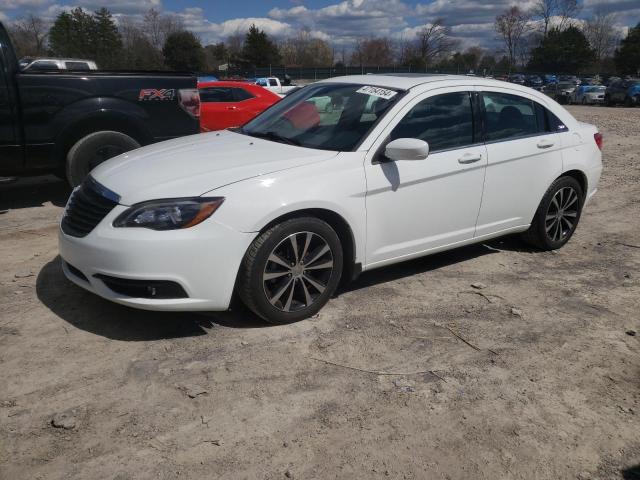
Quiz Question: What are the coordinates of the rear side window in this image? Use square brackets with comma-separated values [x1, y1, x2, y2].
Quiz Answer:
[65, 61, 90, 70]
[232, 88, 254, 101]
[269, 78, 278, 87]
[390, 92, 474, 152]
[534, 103, 567, 133]
[29, 60, 59, 71]
[199, 87, 233, 103]
[482, 92, 538, 141]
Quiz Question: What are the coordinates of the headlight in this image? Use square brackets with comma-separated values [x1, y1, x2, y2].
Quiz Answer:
[113, 197, 224, 230]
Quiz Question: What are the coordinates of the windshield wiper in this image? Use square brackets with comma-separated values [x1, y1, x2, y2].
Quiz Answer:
[247, 131, 301, 147]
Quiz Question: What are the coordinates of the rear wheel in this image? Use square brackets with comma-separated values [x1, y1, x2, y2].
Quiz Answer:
[522, 176, 584, 250]
[66, 131, 140, 187]
[624, 96, 633, 107]
[237, 217, 343, 324]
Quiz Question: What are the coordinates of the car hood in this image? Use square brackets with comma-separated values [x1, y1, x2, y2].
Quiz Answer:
[91, 130, 338, 205]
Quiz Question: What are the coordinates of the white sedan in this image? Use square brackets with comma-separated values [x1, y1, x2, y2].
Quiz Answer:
[59, 75, 603, 324]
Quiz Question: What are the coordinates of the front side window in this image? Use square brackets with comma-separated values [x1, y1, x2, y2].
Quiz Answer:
[390, 92, 474, 152]
[269, 78, 278, 87]
[482, 92, 537, 141]
[199, 87, 233, 103]
[241, 83, 402, 151]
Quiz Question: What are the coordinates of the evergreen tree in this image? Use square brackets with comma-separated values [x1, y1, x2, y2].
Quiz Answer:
[93, 8, 123, 69]
[528, 26, 595, 73]
[48, 7, 122, 68]
[241, 24, 280, 67]
[162, 31, 205, 71]
[614, 23, 640, 75]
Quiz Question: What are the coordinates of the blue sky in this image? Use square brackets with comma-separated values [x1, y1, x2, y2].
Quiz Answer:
[1, 0, 638, 49]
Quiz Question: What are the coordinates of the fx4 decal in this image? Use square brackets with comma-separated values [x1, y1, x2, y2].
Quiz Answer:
[138, 88, 175, 101]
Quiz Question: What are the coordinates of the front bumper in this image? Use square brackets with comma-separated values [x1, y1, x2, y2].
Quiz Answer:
[58, 205, 256, 311]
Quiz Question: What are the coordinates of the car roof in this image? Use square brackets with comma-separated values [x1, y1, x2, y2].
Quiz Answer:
[316, 73, 538, 93]
[29, 57, 95, 63]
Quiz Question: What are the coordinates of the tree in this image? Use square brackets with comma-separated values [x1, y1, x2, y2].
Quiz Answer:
[241, 24, 280, 67]
[416, 19, 457, 70]
[118, 16, 164, 70]
[49, 8, 96, 59]
[495, 6, 532, 71]
[350, 37, 395, 66]
[532, 0, 580, 36]
[204, 42, 228, 70]
[582, 11, 619, 71]
[614, 22, 640, 75]
[93, 8, 123, 69]
[280, 28, 333, 67]
[143, 8, 183, 50]
[8, 14, 48, 58]
[162, 31, 205, 71]
[528, 26, 595, 73]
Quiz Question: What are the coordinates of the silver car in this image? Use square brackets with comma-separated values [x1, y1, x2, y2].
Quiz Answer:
[571, 85, 606, 105]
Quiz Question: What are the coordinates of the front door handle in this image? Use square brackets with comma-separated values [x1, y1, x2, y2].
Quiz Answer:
[458, 153, 482, 164]
[537, 139, 554, 149]
[227, 106, 238, 110]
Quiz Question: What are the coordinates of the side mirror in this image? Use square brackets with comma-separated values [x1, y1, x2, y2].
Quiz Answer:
[384, 138, 429, 161]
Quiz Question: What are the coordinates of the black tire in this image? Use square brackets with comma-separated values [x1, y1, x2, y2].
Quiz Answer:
[624, 96, 632, 108]
[604, 94, 612, 106]
[237, 217, 343, 324]
[66, 131, 140, 187]
[522, 176, 584, 250]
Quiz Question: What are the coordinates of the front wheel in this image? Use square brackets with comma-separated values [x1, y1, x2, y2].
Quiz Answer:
[237, 217, 343, 324]
[66, 131, 141, 187]
[522, 176, 584, 250]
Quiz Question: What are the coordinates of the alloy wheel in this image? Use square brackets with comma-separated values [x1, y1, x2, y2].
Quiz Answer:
[263, 231, 334, 312]
[545, 186, 579, 242]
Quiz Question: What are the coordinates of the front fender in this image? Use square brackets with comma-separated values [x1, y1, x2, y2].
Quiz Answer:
[210, 153, 368, 265]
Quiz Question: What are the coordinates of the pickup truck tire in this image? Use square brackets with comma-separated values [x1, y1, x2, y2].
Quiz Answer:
[66, 131, 140, 187]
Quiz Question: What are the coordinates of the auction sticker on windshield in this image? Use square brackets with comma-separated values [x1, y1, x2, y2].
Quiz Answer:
[356, 86, 398, 100]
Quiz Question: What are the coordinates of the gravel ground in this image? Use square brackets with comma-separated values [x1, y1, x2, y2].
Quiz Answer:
[0, 105, 638, 480]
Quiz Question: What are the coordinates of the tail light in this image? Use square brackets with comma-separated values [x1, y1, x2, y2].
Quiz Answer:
[178, 88, 200, 119]
[594, 132, 603, 150]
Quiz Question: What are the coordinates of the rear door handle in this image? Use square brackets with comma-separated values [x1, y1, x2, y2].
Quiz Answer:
[537, 139, 554, 149]
[458, 153, 482, 164]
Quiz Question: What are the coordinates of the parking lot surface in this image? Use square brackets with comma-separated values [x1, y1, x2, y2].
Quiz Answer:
[1, 106, 638, 480]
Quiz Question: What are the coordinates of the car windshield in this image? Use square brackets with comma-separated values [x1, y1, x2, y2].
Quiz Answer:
[585, 86, 605, 92]
[240, 83, 403, 151]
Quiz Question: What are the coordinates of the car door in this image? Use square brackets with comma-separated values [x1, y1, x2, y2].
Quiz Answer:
[199, 86, 237, 131]
[230, 87, 258, 125]
[364, 88, 488, 267]
[475, 89, 565, 236]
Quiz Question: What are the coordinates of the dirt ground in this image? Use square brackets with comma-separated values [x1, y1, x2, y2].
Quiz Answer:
[0, 105, 638, 480]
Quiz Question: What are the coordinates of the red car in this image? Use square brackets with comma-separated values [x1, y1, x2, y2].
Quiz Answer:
[198, 81, 281, 132]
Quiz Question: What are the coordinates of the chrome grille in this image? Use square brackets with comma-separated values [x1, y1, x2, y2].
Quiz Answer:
[61, 177, 119, 238]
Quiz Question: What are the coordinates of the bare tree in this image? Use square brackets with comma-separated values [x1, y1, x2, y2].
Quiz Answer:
[416, 19, 456, 70]
[532, 0, 557, 36]
[280, 28, 334, 67]
[9, 14, 48, 57]
[350, 37, 395, 66]
[143, 8, 184, 50]
[532, 0, 580, 35]
[582, 11, 619, 70]
[557, 0, 580, 31]
[495, 6, 532, 71]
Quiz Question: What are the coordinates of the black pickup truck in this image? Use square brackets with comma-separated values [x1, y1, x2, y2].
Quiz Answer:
[0, 22, 200, 186]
